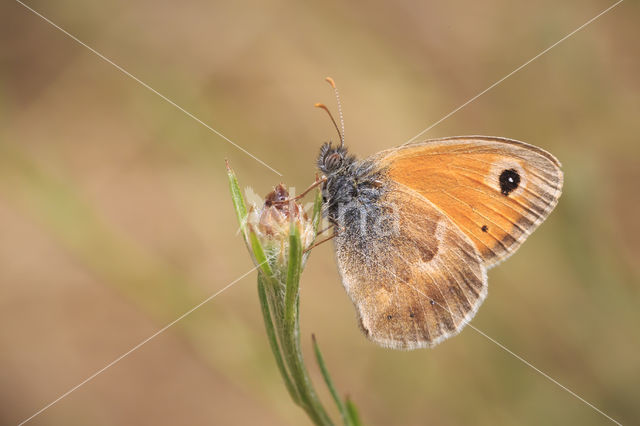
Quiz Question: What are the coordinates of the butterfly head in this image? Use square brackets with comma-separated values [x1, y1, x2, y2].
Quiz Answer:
[317, 142, 350, 175]
[315, 77, 350, 176]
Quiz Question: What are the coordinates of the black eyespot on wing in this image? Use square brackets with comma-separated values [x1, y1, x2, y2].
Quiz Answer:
[499, 169, 520, 196]
[481, 225, 488, 232]
[386, 314, 393, 320]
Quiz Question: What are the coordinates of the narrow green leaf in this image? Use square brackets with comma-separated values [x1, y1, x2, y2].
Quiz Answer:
[249, 232, 273, 277]
[226, 162, 273, 277]
[312, 334, 352, 426]
[302, 189, 324, 266]
[258, 276, 299, 403]
[226, 162, 248, 239]
[284, 222, 302, 329]
[345, 397, 362, 426]
[312, 189, 323, 234]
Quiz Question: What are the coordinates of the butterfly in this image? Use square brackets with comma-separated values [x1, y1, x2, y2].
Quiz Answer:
[315, 80, 563, 350]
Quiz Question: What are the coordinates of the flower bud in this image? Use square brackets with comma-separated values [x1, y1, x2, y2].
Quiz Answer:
[247, 184, 315, 265]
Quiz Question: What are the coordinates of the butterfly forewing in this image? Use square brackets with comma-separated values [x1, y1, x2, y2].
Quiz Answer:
[375, 136, 563, 268]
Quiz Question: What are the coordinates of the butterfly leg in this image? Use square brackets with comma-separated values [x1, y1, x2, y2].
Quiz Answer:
[303, 225, 344, 253]
[315, 224, 335, 236]
[273, 175, 327, 205]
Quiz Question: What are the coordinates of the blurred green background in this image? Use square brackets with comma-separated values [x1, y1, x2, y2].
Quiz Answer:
[1, 0, 638, 425]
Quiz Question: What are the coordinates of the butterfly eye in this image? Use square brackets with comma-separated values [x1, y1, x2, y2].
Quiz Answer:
[324, 152, 343, 171]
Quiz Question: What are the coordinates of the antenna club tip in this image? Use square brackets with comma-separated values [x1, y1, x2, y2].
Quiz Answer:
[324, 77, 336, 88]
[314, 102, 325, 108]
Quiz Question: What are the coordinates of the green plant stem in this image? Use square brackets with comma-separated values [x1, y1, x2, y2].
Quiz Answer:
[280, 224, 333, 425]
[257, 275, 299, 403]
[227, 165, 360, 426]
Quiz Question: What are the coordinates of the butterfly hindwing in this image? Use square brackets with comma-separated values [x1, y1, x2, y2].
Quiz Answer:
[334, 183, 487, 349]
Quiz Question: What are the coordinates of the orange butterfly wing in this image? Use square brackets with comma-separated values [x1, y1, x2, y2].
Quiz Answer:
[373, 136, 563, 267]
[334, 183, 487, 349]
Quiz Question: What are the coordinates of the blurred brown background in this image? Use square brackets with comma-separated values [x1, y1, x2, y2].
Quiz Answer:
[1, 0, 639, 425]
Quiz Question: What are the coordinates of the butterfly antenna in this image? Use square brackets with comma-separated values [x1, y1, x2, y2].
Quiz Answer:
[325, 77, 345, 148]
[314, 103, 343, 148]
